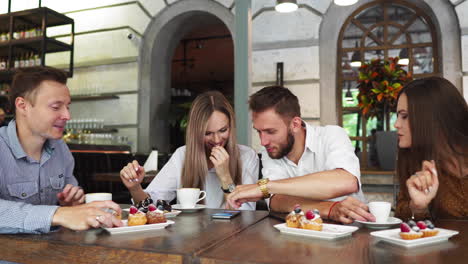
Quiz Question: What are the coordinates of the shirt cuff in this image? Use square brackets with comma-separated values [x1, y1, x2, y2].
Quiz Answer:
[23, 205, 59, 233]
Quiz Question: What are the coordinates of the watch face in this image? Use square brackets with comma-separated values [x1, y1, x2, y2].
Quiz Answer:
[228, 184, 236, 192]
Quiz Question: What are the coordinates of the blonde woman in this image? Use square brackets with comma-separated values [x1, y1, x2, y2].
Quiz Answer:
[120, 91, 258, 210]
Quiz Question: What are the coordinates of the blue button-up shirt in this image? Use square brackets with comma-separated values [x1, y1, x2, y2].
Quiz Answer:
[0, 120, 78, 234]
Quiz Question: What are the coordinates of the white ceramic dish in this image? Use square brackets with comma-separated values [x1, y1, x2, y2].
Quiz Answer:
[370, 227, 459, 247]
[104, 220, 174, 234]
[172, 204, 206, 212]
[355, 217, 402, 229]
[274, 223, 359, 240]
[123, 208, 181, 218]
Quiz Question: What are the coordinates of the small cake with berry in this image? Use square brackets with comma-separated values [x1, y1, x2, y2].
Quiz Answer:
[286, 204, 304, 228]
[399, 222, 423, 240]
[419, 220, 439, 238]
[127, 206, 147, 226]
[156, 199, 172, 213]
[146, 204, 167, 224]
[300, 209, 323, 231]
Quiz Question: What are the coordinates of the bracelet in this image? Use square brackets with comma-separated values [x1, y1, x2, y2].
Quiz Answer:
[134, 195, 153, 212]
[327, 201, 341, 220]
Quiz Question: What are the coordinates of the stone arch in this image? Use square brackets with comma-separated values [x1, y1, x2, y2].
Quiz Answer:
[138, 0, 234, 153]
[319, 0, 461, 126]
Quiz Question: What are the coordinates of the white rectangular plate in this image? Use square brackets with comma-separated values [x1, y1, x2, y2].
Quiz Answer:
[104, 220, 174, 234]
[122, 209, 181, 218]
[371, 228, 459, 248]
[274, 223, 359, 240]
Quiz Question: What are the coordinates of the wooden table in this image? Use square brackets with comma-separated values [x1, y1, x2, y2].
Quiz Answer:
[0, 209, 268, 264]
[199, 217, 468, 264]
[1, 212, 467, 264]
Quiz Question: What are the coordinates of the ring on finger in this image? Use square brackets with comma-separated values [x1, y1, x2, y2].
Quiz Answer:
[96, 215, 102, 221]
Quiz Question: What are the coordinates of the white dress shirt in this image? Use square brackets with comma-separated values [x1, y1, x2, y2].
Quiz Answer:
[260, 123, 366, 202]
[145, 144, 258, 210]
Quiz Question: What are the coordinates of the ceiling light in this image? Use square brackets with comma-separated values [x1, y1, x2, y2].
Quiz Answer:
[398, 48, 409, 65]
[275, 0, 298, 13]
[350, 42, 361, 67]
[334, 0, 359, 6]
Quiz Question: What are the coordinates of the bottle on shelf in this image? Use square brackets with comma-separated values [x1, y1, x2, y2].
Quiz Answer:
[28, 52, 34, 67]
[34, 53, 41, 66]
[19, 54, 25, 68]
[0, 58, 6, 70]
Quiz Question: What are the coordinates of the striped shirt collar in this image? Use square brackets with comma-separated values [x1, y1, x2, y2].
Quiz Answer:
[4, 120, 56, 160]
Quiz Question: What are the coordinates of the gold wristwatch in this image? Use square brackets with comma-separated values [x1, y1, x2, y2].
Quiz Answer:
[257, 178, 271, 199]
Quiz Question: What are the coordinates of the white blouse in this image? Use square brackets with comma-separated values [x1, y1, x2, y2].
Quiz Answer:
[145, 144, 259, 210]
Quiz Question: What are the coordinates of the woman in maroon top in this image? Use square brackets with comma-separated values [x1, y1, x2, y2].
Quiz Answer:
[394, 77, 468, 220]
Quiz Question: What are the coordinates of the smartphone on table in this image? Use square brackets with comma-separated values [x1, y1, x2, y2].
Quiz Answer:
[211, 210, 241, 219]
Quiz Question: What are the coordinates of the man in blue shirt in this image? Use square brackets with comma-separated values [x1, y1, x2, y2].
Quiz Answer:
[0, 66, 122, 234]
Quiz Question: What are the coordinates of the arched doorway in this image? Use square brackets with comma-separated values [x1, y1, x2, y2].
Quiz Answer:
[138, 0, 235, 153]
[169, 18, 234, 152]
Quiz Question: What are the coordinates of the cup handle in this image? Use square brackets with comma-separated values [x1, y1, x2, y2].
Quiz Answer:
[197, 191, 207, 203]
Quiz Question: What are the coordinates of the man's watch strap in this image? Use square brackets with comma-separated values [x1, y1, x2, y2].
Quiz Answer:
[257, 178, 271, 199]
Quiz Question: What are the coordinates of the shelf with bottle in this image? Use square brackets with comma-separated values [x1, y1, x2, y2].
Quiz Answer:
[0, 27, 43, 43]
[0, 7, 74, 82]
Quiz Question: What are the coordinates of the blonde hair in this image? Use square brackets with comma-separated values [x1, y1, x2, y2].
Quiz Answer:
[181, 91, 242, 189]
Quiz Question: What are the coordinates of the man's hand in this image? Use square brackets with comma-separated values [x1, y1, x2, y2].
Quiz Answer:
[329, 197, 375, 224]
[227, 183, 263, 209]
[57, 184, 84, 206]
[407, 160, 439, 212]
[52, 201, 123, 231]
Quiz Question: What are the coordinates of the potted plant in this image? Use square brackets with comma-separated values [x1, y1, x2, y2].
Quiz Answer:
[356, 57, 412, 170]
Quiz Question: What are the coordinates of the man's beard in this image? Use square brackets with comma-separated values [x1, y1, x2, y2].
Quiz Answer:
[268, 130, 294, 159]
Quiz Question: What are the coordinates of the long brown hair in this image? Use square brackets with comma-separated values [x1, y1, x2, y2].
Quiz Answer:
[396, 77, 468, 196]
[181, 91, 242, 189]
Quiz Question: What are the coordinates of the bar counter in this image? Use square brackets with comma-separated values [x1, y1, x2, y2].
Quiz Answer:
[1, 210, 466, 264]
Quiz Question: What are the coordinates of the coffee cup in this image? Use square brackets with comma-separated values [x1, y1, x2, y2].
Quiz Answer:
[368, 201, 391, 223]
[177, 188, 206, 208]
[85, 192, 112, 203]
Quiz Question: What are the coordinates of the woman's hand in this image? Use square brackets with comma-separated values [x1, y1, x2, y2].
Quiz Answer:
[209, 146, 231, 183]
[407, 160, 439, 212]
[120, 160, 145, 190]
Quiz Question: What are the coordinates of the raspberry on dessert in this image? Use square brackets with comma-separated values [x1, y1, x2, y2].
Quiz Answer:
[416, 221, 427, 230]
[400, 223, 411, 233]
[148, 204, 157, 212]
[129, 206, 138, 214]
[305, 210, 315, 220]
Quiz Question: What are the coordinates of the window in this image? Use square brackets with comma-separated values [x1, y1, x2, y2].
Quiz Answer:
[337, 0, 439, 170]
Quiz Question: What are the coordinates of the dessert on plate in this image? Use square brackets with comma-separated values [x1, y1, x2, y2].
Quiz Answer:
[300, 209, 323, 231]
[418, 220, 439, 238]
[399, 222, 423, 240]
[286, 204, 304, 228]
[146, 204, 167, 224]
[128, 206, 148, 226]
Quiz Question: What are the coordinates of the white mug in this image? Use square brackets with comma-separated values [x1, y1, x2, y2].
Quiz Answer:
[85, 192, 112, 203]
[368, 201, 391, 223]
[177, 188, 206, 208]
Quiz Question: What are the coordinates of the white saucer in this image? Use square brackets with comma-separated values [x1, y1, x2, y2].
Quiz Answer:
[355, 217, 402, 229]
[172, 204, 206, 212]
